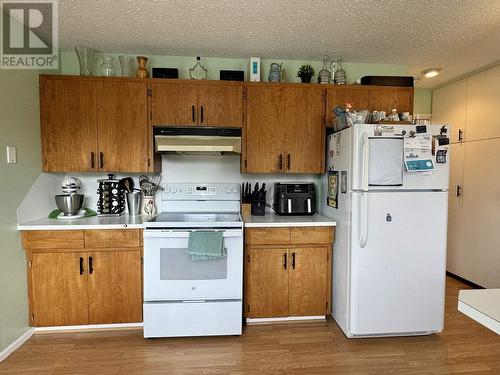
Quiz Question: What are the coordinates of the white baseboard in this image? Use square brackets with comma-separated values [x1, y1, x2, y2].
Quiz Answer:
[35, 322, 143, 333]
[246, 316, 326, 324]
[0, 328, 35, 362]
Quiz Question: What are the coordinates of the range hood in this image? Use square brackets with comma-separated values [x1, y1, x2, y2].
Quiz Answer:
[154, 127, 242, 154]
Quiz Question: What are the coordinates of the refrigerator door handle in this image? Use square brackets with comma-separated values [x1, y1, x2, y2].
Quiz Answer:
[361, 133, 370, 192]
[359, 192, 369, 248]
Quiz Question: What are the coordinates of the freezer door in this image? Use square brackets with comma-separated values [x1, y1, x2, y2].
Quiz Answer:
[349, 191, 448, 336]
[350, 124, 450, 191]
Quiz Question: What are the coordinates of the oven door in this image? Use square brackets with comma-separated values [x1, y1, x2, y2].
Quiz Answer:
[143, 229, 243, 301]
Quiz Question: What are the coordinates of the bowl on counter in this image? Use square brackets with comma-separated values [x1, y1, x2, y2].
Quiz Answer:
[55, 194, 85, 216]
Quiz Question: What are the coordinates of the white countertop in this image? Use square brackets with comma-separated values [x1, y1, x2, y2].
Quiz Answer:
[18, 215, 149, 230]
[458, 289, 500, 334]
[243, 212, 337, 227]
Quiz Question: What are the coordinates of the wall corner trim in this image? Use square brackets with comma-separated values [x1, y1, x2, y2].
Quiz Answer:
[0, 327, 35, 362]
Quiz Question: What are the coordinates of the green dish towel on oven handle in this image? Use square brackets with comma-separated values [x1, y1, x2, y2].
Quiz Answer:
[187, 231, 226, 261]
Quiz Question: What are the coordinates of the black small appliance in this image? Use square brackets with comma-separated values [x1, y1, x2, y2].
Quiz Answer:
[273, 183, 316, 215]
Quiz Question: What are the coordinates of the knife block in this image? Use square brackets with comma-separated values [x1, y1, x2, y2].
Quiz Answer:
[251, 192, 266, 216]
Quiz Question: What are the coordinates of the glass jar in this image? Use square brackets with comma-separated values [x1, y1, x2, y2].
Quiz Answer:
[189, 56, 208, 80]
[100, 56, 115, 77]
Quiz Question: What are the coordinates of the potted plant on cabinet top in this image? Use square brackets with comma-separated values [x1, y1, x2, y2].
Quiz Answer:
[297, 64, 315, 83]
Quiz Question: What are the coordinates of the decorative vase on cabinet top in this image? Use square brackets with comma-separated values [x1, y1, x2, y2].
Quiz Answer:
[100, 55, 116, 77]
[136, 56, 149, 78]
[75, 46, 95, 76]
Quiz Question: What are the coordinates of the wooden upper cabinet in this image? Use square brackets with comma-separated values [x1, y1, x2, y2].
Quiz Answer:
[368, 87, 413, 114]
[151, 82, 198, 126]
[40, 77, 98, 172]
[150, 81, 243, 127]
[30, 252, 89, 326]
[284, 87, 324, 173]
[197, 84, 243, 127]
[245, 86, 285, 173]
[326, 87, 369, 125]
[97, 81, 149, 172]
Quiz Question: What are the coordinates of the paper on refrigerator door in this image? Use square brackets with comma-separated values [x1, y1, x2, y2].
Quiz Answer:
[404, 133, 435, 172]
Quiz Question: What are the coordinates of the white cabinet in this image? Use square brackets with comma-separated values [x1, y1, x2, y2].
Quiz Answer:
[465, 65, 500, 142]
[432, 80, 467, 143]
[447, 139, 500, 288]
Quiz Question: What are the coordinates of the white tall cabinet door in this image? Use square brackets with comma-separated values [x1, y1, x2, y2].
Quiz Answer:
[432, 80, 467, 144]
[350, 191, 448, 336]
[446, 143, 465, 277]
[466, 65, 500, 142]
[459, 138, 500, 288]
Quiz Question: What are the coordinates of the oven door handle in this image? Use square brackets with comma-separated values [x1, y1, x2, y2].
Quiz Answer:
[143, 230, 243, 238]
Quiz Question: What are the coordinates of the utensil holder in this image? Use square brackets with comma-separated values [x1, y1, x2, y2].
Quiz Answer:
[126, 192, 142, 216]
[241, 203, 251, 218]
[141, 195, 157, 216]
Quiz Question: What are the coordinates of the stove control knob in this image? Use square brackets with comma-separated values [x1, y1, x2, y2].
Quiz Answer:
[172, 187, 177, 193]
[165, 187, 170, 193]
[232, 188, 238, 194]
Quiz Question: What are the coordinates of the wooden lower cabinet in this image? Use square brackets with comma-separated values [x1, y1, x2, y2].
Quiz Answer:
[87, 250, 142, 324]
[288, 247, 328, 316]
[23, 229, 143, 327]
[245, 226, 334, 319]
[247, 248, 289, 318]
[31, 252, 89, 326]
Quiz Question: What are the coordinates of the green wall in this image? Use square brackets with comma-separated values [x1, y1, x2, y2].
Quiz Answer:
[414, 88, 432, 114]
[0, 70, 43, 352]
[60, 51, 410, 83]
[60, 51, 430, 112]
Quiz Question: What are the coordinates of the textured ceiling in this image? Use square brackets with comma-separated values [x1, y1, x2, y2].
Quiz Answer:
[57, 0, 500, 87]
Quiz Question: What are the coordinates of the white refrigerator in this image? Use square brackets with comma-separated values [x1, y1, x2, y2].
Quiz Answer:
[321, 123, 450, 337]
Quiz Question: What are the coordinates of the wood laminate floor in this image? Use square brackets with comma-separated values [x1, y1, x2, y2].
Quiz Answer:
[1, 277, 499, 375]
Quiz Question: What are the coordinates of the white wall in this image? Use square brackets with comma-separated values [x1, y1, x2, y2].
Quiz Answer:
[19, 154, 320, 220]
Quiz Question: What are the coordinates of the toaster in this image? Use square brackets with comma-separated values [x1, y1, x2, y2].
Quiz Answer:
[273, 183, 316, 215]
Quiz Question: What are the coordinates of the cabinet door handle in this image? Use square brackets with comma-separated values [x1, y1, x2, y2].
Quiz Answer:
[191, 105, 196, 123]
[456, 185, 462, 197]
[292, 252, 296, 269]
[200, 105, 204, 123]
[278, 154, 283, 170]
[90, 152, 95, 169]
[283, 252, 287, 270]
[458, 129, 464, 142]
[79, 257, 84, 275]
[88, 256, 94, 274]
[99, 152, 104, 169]
[287, 154, 291, 170]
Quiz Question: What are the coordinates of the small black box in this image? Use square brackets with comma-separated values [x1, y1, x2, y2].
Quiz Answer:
[152, 68, 179, 79]
[360, 76, 414, 87]
[220, 70, 244, 81]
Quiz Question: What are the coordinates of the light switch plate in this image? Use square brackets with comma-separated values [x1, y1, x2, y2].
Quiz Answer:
[7, 146, 17, 164]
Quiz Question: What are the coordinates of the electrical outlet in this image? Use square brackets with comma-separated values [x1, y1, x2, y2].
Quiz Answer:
[6, 146, 17, 164]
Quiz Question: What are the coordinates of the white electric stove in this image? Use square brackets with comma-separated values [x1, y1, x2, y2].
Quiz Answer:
[143, 183, 243, 338]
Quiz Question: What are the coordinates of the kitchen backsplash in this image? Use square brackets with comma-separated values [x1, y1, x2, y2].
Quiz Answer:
[17, 154, 322, 221]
